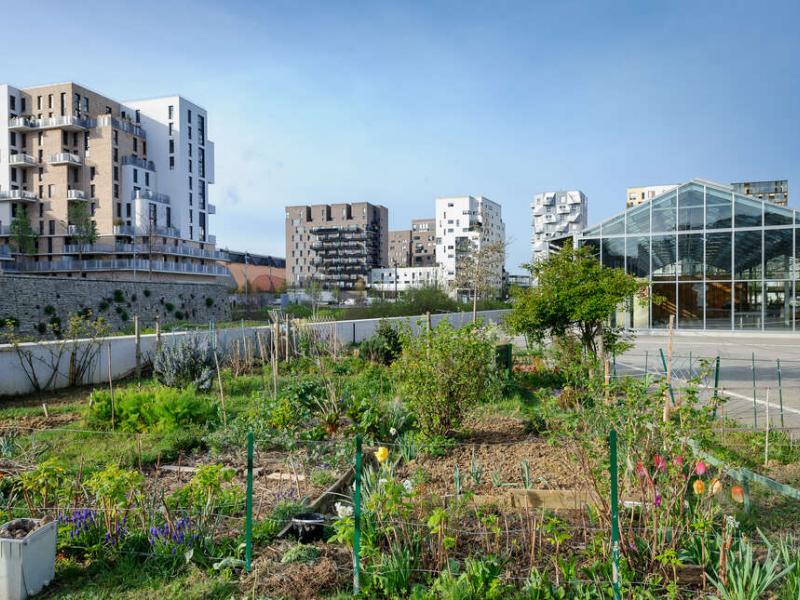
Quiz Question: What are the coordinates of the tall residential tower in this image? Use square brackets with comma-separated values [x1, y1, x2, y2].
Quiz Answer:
[531, 190, 587, 262]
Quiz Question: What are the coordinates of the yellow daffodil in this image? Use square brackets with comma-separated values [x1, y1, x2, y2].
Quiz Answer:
[375, 447, 389, 464]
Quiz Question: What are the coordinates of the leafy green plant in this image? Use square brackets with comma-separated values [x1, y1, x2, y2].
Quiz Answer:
[174, 311, 184, 320]
[144, 289, 151, 297]
[18, 459, 70, 515]
[280, 542, 319, 564]
[165, 302, 175, 312]
[169, 464, 243, 529]
[469, 449, 483, 487]
[709, 533, 793, 600]
[113, 289, 125, 303]
[396, 319, 499, 438]
[205, 297, 214, 307]
[98, 301, 109, 311]
[310, 467, 336, 487]
[85, 385, 217, 433]
[44, 305, 56, 315]
[154, 334, 216, 389]
[119, 311, 129, 322]
[85, 465, 143, 542]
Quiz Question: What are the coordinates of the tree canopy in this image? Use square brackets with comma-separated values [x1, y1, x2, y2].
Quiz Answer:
[506, 243, 646, 356]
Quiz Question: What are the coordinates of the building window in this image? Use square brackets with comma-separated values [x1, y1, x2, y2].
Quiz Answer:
[198, 115, 205, 145]
[38, 166, 43, 181]
[188, 126, 191, 140]
[36, 96, 42, 110]
[133, 169, 138, 183]
[169, 156, 175, 170]
[188, 159, 192, 173]
[90, 184, 95, 198]
[113, 166, 118, 181]
[8, 95, 15, 111]
[114, 184, 119, 199]
[169, 139, 174, 153]
[116, 203, 121, 218]
[39, 221, 44, 235]
[189, 192, 192, 206]
[188, 177, 192, 190]
[187, 109, 192, 122]
[105, 106, 111, 114]
[90, 203, 96, 216]
[135, 109, 140, 124]
[126, 204, 131, 218]
[145, 172, 150, 186]
[113, 148, 118, 162]
[48, 185, 54, 198]
[133, 138, 138, 152]
[38, 204, 43, 218]
[168, 122, 173, 135]
[60, 93, 66, 116]
[48, 220, 55, 235]
[90, 166, 95, 180]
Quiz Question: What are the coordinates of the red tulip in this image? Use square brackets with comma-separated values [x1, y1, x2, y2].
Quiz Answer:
[695, 461, 707, 475]
[731, 486, 744, 503]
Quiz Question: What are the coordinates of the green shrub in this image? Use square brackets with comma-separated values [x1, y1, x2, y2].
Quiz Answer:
[0, 317, 19, 329]
[395, 320, 499, 438]
[120, 311, 129, 322]
[154, 334, 216, 389]
[85, 385, 217, 433]
[205, 297, 214, 307]
[113, 289, 125, 303]
[98, 301, 109, 311]
[144, 289, 151, 297]
[44, 305, 56, 315]
[165, 302, 175, 312]
[174, 310, 184, 320]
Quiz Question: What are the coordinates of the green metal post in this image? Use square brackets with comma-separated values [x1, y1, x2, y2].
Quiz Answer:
[659, 348, 676, 407]
[777, 359, 785, 428]
[712, 356, 721, 419]
[609, 429, 621, 600]
[751, 353, 758, 428]
[353, 434, 363, 595]
[245, 432, 253, 571]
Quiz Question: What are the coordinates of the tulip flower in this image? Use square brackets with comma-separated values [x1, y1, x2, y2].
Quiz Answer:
[654, 492, 662, 507]
[672, 456, 683, 467]
[654, 455, 667, 473]
[635, 462, 646, 477]
[731, 486, 744, 504]
[693, 480, 705, 495]
[374, 447, 389, 464]
[695, 461, 707, 475]
[710, 478, 722, 495]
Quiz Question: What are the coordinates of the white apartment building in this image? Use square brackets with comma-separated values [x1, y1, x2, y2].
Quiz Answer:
[0, 82, 224, 281]
[370, 265, 444, 292]
[531, 190, 588, 262]
[627, 184, 678, 208]
[435, 196, 505, 293]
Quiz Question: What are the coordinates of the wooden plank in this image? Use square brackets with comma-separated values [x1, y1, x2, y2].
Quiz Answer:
[512, 489, 593, 510]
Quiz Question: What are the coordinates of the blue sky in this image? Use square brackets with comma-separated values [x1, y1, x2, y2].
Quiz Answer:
[5, 0, 799, 272]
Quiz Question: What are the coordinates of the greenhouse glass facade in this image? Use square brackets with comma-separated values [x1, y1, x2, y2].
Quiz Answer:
[577, 178, 799, 331]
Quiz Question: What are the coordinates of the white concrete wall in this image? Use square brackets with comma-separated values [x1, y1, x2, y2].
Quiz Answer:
[0, 310, 509, 396]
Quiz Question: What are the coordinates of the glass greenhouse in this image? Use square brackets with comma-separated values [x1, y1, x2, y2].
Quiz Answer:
[577, 178, 799, 331]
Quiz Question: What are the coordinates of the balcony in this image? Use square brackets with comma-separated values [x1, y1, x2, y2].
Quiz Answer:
[207, 203, 216, 215]
[0, 190, 37, 202]
[8, 117, 36, 132]
[48, 153, 83, 167]
[207, 234, 216, 244]
[122, 156, 156, 171]
[113, 225, 136, 236]
[38, 116, 88, 131]
[0, 225, 10, 235]
[556, 205, 570, 214]
[8, 154, 36, 168]
[15, 259, 229, 276]
[67, 189, 88, 201]
[132, 189, 170, 205]
[153, 226, 181, 238]
[90, 116, 146, 139]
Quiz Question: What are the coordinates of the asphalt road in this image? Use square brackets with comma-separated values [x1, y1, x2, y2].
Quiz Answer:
[616, 332, 800, 429]
[512, 332, 800, 429]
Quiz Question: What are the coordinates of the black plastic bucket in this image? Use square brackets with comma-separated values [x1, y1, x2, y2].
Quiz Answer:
[291, 513, 325, 543]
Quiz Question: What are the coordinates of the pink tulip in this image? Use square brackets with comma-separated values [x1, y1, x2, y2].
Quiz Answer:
[635, 462, 646, 477]
[695, 461, 706, 475]
[654, 455, 667, 473]
[672, 456, 683, 467]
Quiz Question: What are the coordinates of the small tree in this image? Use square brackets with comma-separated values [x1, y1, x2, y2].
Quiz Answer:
[64, 203, 98, 277]
[506, 242, 646, 358]
[395, 319, 499, 439]
[8, 209, 38, 261]
[452, 240, 505, 322]
[303, 278, 323, 318]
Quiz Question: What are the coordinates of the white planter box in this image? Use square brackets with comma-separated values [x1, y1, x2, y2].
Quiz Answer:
[0, 519, 57, 600]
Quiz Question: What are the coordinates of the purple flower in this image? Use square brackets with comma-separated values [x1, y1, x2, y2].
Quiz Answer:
[654, 492, 662, 508]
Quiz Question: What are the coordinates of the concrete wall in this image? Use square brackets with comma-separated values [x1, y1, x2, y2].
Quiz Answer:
[0, 309, 508, 396]
[0, 274, 230, 336]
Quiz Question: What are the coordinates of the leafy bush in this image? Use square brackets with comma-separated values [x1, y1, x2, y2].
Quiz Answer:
[85, 385, 217, 433]
[143, 289, 151, 297]
[154, 334, 216, 389]
[174, 311, 184, 320]
[165, 302, 175, 312]
[395, 320, 499, 438]
[44, 305, 56, 315]
[98, 301, 109, 311]
[205, 297, 214, 307]
[113, 289, 125, 303]
[0, 316, 19, 329]
[119, 311, 129, 322]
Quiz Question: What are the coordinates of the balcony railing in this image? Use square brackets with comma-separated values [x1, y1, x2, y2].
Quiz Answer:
[48, 153, 83, 166]
[15, 259, 229, 276]
[131, 189, 170, 205]
[113, 225, 136, 236]
[90, 116, 146, 139]
[67, 189, 87, 201]
[0, 226, 11, 235]
[38, 116, 88, 131]
[207, 203, 216, 215]
[8, 117, 36, 131]
[0, 190, 37, 202]
[63, 243, 229, 261]
[207, 235, 216, 244]
[8, 154, 36, 168]
[122, 156, 156, 171]
[153, 226, 181, 238]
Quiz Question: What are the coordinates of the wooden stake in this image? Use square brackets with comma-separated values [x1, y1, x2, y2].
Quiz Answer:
[134, 315, 141, 380]
[42, 403, 49, 418]
[107, 341, 115, 431]
[137, 436, 143, 472]
[214, 351, 227, 426]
